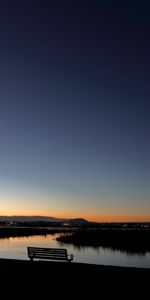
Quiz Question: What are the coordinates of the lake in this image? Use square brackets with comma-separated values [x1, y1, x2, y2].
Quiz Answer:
[0, 233, 150, 268]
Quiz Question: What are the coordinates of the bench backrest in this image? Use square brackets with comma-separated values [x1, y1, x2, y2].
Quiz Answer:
[27, 247, 68, 260]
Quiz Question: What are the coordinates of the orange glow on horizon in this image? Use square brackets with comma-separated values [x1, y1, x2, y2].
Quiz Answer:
[0, 210, 149, 223]
[0, 201, 150, 223]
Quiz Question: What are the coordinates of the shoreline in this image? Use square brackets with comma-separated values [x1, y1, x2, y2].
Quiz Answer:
[0, 256, 150, 270]
[0, 227, 150, 255]
[0, 258, 149, 299]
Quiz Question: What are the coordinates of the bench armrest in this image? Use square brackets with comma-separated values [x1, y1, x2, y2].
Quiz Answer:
[68, 254, 74, 261]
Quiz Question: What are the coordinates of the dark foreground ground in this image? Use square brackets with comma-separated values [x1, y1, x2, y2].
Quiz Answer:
[0, 258, 149, 300]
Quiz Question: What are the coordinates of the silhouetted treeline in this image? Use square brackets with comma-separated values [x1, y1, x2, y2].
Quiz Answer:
[0, 227, 74, 238]
[0, 221, 69, 227]
[57, 228, 150, 254]
[0, 221, 150, 229]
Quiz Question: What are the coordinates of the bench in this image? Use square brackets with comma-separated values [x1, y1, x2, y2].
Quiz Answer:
[27, 247, 74, 262]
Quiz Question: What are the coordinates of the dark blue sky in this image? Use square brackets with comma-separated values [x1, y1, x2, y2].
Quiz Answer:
[0, 0, 150, 221]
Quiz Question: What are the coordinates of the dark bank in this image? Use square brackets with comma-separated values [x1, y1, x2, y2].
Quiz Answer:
[0, 258, 149, 300]
[57, 228, 150, 254]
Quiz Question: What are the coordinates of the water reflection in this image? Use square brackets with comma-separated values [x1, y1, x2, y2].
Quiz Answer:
[0, 233, 149, 268]
[58, 241, 148, 257]
[56, 230, 150, 256]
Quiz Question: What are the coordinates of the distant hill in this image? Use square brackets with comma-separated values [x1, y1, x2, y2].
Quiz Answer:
[67, 218, 89, 224]
[0, 215, 89, 224]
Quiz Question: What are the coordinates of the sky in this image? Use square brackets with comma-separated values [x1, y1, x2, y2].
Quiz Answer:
[0, 0, 150, 222]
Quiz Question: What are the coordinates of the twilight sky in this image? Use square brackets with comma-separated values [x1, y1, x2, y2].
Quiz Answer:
[0, 0, 150, 221]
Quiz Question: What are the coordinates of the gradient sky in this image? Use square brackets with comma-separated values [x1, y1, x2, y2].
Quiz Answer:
[0, 0, 150, 221]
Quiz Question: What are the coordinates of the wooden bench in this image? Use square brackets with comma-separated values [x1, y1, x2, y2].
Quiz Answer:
[27, 247, 74, 262]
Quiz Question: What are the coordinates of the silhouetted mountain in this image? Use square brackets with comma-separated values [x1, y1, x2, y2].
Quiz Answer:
[67, 218, 89, 224]
[0, 215, 89, 224]
[0, 216, 59, 222]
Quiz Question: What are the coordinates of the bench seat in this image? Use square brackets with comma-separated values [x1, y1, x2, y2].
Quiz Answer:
[27, 247, 74, 262]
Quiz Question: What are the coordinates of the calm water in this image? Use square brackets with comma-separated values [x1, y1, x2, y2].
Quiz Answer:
[0, 233, 150, 268]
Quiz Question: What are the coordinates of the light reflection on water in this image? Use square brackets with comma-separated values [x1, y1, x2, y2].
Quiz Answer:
[0, 234, 149, 268]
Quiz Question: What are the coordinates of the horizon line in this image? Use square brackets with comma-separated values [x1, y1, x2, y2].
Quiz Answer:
[0, 214, 150, 223]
